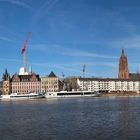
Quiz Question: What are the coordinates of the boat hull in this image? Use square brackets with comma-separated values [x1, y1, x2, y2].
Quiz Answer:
[45, 91, 100, 99]
[0, 93, 44, 100]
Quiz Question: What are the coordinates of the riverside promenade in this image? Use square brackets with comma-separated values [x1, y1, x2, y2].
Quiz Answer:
[101, 92, 140, 97]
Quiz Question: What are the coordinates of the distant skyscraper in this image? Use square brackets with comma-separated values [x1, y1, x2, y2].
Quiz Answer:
[118, 48, 129, 79]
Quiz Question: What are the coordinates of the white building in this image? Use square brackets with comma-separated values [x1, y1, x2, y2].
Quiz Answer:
[77, 78, 140, 93]
[19, 67, 28, 75]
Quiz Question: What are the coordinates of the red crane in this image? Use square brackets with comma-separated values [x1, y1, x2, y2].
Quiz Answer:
[21, 32, 30, 73]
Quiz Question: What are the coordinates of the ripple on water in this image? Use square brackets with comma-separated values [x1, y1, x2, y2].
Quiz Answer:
[0, 97, 140, 140]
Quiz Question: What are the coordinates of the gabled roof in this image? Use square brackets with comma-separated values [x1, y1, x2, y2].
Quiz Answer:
[48, 71, 57, 78]
[11, 73, 40, 82]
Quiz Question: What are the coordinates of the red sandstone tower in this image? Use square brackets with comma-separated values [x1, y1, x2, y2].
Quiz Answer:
[118, 48, 129, 79]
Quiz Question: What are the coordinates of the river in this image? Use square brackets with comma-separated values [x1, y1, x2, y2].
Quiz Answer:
[0, 97, 140, 140]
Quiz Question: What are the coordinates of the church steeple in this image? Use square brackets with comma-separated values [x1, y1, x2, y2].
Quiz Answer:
[118, 48, 129, 79]
[2, 68, 10, 81]
[122, 48, 125, 56]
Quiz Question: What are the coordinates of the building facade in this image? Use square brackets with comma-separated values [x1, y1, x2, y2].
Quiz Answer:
[11, 73, 41, 94]
[77, 78, 140, 93]
[2, 69, 11, 95]
[41, 71, 59, 92]
[118, 48, 129, 79]
[0, 81, 2, 95]
[129, 73, 140, 80]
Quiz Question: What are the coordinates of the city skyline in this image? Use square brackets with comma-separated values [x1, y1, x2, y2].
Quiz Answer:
[0, 0, 140, 78]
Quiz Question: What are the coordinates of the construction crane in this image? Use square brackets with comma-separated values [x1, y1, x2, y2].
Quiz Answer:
[21, 32, 30, 73]
[83, 64, 86, 78]
[62, 72, 65, 78]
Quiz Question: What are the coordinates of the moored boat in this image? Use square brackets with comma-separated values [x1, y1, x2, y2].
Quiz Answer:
[45, 91, 101, 99]
[0, 93, 45, 100]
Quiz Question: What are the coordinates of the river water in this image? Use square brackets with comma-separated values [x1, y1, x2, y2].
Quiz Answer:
[0, 97, 140, 140]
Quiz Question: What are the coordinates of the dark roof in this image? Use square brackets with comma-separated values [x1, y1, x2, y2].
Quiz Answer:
[48, 71, 57, 78]
[11, 73, 40, 82]
[129, 73, 140, 80]
[19, 75, 39, 81]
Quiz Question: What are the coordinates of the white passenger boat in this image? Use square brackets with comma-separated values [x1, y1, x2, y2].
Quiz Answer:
[45, 91, 101, 99]
[0, 93, 45, 100]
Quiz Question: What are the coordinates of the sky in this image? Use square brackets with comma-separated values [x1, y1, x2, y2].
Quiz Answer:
[0, 0, 140, 78]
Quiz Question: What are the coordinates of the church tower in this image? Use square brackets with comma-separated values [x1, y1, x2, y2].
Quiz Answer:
[118, 48, 129, 79]
[2, 69, 11, 95]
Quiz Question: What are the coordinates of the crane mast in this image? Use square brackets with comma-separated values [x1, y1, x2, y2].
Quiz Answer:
[22, 32, 30, 73]
[83, 64, 86, 78]
[62, 72, 65, 78]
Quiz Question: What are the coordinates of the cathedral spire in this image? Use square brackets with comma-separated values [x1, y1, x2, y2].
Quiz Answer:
[118, 48, 129, 79]
[122, 48, 125, 56]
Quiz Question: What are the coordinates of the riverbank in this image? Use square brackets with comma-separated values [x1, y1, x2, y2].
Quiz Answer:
[101, 92, 140, 97]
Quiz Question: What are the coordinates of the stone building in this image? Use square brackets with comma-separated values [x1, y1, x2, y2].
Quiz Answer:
[41, 71, 59, 92]
[11, 73, 41, 94]
[129, 73, 140, 80]
[0, 81, 3, 95]
[2, 69, 11, 95]
[118, 48, 129, 79]
[63, 76, 79, 91]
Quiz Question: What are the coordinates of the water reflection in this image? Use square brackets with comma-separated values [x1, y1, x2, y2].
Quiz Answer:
[118, 98, 132, 140]
[0, 97, 140, 140]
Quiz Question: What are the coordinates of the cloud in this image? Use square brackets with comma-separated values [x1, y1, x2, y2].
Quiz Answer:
[0, 0, 31, 9]
[0, 36, 13, 42]
[83, 62, 118, 68]
[29, 44, 118, 59]
[0, 58, 117, 78]
[31, 62, 84, 76]
[59, 47, 118, 59]
[0, 58, 22, 63]
[110, 35, 140, 49]
[32, 0, 59, 22]
[30, 61, 118, 77]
